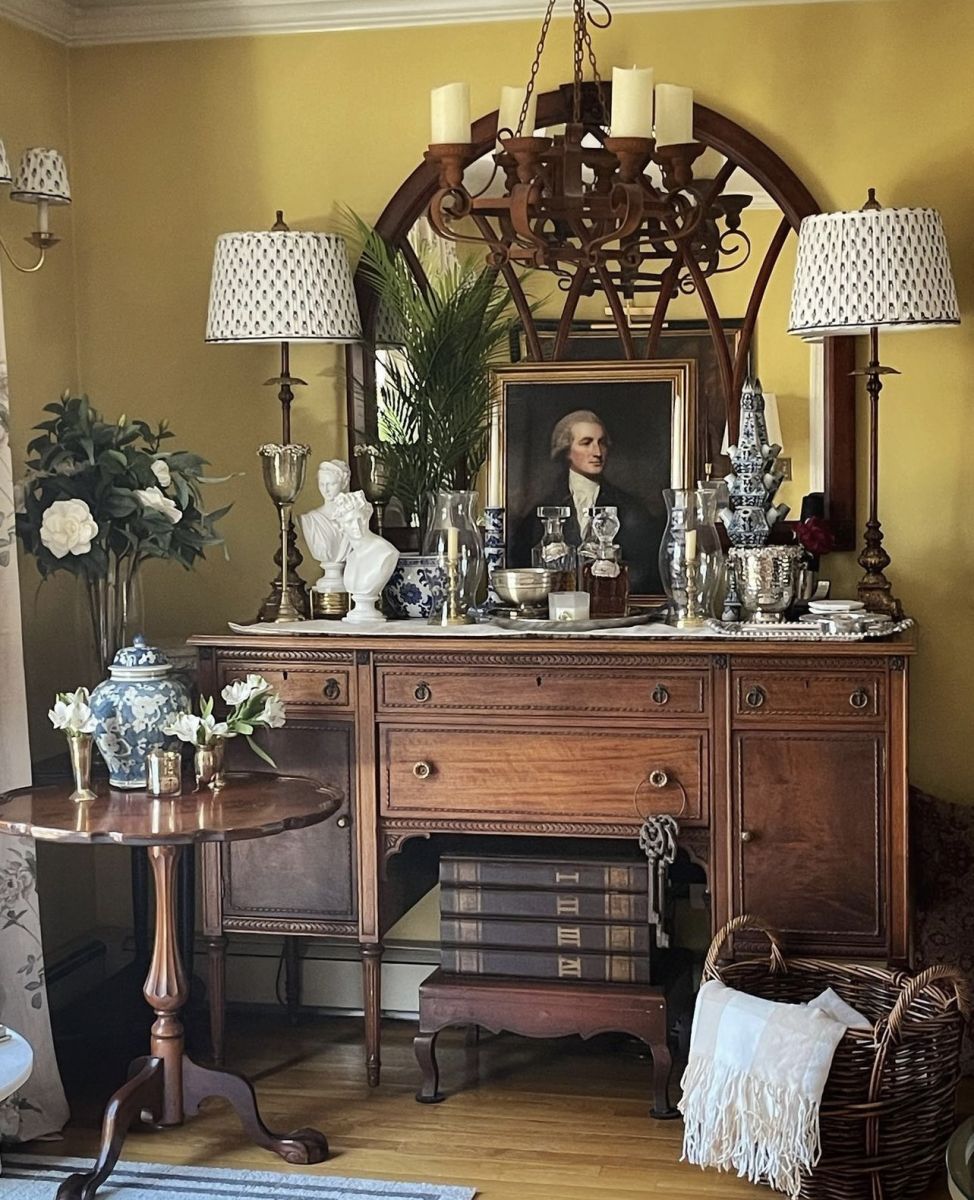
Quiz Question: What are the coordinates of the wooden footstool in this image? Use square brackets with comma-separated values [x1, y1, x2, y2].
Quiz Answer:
[413, 969, 677, 1117]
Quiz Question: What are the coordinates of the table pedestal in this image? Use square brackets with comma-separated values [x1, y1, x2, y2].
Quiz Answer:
[57, 845, 328, 1200]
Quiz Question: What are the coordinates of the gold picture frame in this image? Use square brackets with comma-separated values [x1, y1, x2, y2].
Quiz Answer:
[489, 359, 696, 599]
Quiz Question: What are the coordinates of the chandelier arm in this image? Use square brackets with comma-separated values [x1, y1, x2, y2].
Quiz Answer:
[643, 255, 685, 358]
[552, 263, 594, 359]
[712, 227, 752, 272]
[672, 227, 735, 417]
[593, 259, 636, 359]
[584, 184, 645, 260]
[696, 155, 738, 213]
[0, 234, 46, 274]
[469, 211, 543, 359]
[519, 0, 558, 136]
[731, 214, 790, 408]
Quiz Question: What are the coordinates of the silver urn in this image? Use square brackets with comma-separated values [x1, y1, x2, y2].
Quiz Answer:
[729, 545, 804, 624]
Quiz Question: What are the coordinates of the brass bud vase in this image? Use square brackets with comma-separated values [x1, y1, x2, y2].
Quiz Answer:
[194, 738, 226, 791]
[68, 733, 97, 803]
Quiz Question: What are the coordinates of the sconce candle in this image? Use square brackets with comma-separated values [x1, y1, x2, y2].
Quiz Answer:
[611, 67, 654, 139]
[654, 84, 694, 146]
[431, 82, 471, 144]
[497, 85, 538, 140]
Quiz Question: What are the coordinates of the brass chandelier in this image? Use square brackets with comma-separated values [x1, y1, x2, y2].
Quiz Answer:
[424, 0, 752, 299]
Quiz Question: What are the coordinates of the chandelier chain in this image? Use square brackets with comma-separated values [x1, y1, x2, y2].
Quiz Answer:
[572, 0, 586, 123]
[519, 0, 558, 136]
[582, 6, 610, 128]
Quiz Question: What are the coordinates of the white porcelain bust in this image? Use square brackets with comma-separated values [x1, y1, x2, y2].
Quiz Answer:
[299, 459, 352, 595]
[332, 490, 399, 624]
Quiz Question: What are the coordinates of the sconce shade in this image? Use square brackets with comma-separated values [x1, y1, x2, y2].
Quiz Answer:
[788, 205, 959, 339]
[9, 147, 71, 204]
[0, 141, 11, 186]
[205, 230, 361, 343]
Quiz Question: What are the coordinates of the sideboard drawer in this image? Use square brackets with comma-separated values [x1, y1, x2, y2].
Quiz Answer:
[218, 663, 351, 710]
[376, 666, 708, 719]
[732, 670, 885, 721]
[380, 725, 706, 823]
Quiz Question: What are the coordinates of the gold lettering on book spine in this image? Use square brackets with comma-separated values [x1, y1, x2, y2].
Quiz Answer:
[558, 956, 582, 978]
[557, 926, 582, 947]
[557, 896, 580, 916]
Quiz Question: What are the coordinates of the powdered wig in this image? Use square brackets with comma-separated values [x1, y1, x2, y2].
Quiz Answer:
[549, 410, 609, 461]
[331, 489, 373, 525]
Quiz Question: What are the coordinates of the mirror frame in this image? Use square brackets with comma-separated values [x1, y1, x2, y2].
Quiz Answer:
[346, 86, 856, 548]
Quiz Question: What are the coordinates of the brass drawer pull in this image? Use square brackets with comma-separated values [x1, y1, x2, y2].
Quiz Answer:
[850, 688, 870, 710]
[741, 829, 755, 844]
[414, 682, 432, 703]
[744, 685, 767, 710]
[336, 815, 350, 829]
[413, 761, 432, 779]
[651, 684, 670, 706]
[648, 769, 669, 789]
[322, 678, 341, 701]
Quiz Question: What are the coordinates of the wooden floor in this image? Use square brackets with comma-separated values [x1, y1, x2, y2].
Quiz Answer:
[29, 1011, 956, 1199]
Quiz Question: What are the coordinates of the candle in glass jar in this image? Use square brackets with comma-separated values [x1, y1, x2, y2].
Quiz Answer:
[611, 67, 654, 139]
[654, 84, 694, 146]
[685, 528, 698, 561]
[548, 591, 591, 622]
[447, 526, 459, 563]
[431, 82, 471, 144]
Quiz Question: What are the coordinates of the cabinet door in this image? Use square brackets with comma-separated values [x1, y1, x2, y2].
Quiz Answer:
[221, 720, 357, 933]
[732, 731, 886, 957]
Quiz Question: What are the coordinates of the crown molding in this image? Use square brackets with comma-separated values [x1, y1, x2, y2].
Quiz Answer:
[0, 0, 863, 48]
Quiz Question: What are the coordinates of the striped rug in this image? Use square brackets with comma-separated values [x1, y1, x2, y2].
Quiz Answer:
[0, 1156, 477, 1199]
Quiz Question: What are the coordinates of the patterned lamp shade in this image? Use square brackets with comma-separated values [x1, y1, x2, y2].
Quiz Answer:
[205, 230, 362, 343]
[9, 147, 71, 204]
[0, 140, 11, 186]
[788, 203, 959, 339]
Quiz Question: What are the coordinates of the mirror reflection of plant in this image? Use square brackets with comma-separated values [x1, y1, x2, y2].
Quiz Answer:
[346, 213, 523, 526]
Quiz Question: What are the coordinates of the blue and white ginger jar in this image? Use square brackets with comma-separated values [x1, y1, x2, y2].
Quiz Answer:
[90, 635, 191, 788]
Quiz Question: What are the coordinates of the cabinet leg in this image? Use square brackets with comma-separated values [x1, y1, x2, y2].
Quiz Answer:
[414, 1031, 443, 1104]
[207, 935, 227, 1067]
[647, 1037, 678, 1120]
[283, 936, 302, 1025]
[361, 943, 383, 1087]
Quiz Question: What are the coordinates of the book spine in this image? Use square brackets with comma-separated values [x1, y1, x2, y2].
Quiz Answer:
[439, 858, 647, 893]
[440, 917, 651, 954]
[440, 884, 648, 922]
[441, 945, 650, 983]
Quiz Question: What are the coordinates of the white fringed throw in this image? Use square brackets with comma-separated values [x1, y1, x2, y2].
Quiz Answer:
[679, 981, 870, 1198]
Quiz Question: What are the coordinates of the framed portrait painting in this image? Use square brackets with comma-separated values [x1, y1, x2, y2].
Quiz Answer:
[489, 360, 696, 599]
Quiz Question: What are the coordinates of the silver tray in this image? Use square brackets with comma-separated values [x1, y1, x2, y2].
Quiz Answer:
[705, 617, 914, 641]
[487, 605, 667, 633]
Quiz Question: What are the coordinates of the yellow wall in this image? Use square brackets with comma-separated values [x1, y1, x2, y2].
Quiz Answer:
[2, 0, 972, 826]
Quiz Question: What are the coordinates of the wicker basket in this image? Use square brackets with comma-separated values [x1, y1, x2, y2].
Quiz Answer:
[703, 916, 969, 1200]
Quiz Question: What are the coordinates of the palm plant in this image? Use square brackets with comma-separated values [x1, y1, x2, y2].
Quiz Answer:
[348, 214, 518, 528]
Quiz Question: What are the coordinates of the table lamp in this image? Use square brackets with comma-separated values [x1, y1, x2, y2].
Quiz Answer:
[788, 190, 959, 618]
[206, 212, 361, 622]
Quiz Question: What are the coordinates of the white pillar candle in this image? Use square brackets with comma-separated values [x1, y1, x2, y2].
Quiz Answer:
[611, 67, 654, 138]
[446, 526, 459, 563]
[36, 198, 49, 235]
[431, 82, 471, 144]
[497, 85, 538, 142]
[685, 528, 698, 561]
[654, 83, 694, 146]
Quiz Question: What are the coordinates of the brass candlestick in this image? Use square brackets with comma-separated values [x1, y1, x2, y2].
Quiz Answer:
[677, 559, 705, 629]
[258, 443, 310, 623]
[431, 554, 473, 626]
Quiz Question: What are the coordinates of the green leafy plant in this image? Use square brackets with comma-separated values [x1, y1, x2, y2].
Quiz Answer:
[16, 393, 230, 581]
[347, 213, 521, 526]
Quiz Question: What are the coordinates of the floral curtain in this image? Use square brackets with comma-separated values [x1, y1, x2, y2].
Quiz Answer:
[0, 277, 69, 1143]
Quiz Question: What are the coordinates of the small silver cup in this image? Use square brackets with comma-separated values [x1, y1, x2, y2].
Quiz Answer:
[147, 748, 183, 796]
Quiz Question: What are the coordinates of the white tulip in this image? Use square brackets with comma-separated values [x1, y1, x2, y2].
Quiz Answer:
[151, 459, 172, 489]
[39, 498, 100, 559]
[199, 713, 231, 743]
[258, 693, 286, 729]
[136, 486, 182, 524]
[164, 712, 202, 744]
[49, 687, 97, 735]
[221, 674, 270, 707]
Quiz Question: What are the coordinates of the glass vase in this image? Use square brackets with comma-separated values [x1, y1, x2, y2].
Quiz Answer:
[85, 554, 142, 680]
[658, 487, 724, 627]
[422, 490, 485, 624]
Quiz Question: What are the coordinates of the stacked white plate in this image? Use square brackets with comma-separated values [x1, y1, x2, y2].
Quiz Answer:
[807, 599, 865, 615]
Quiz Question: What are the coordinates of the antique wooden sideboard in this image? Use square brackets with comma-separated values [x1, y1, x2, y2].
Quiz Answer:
[192, 628, 914, 1085]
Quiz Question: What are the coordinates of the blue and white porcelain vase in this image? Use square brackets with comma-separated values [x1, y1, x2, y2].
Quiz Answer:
[90, 635, 191, 789]
[383, 554, 444, 619]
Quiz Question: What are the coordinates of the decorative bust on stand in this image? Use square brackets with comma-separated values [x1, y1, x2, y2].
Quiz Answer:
[332, 491, 399, 625]
[299, 460, 352, 618]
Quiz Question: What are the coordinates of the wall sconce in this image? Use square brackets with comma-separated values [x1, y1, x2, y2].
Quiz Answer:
[0, 141, 72, 273]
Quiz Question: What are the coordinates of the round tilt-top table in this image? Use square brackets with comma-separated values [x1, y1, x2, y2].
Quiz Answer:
[0, 772, 341, 1200]
[0, 1026, 33, 1103]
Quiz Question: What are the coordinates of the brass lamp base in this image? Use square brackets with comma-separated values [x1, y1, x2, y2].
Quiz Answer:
[257, 577, 309, 624]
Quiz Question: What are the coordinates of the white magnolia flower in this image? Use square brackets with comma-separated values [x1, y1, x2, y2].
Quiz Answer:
[258, 693, 286, 729]
[39, 498, 99, 559]
[136, 486, 182, 524]
[221, 674, 270, 707]
[164, 712, 202, 744]
[151, 458, 172, 488]
[48, 687, 97, 735]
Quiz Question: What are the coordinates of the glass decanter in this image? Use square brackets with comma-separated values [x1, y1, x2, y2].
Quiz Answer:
[532, 505, 577, 593]
[581, 508, 629, 618]
[658, 487, 724, 627]
[578, 504, 614, 579]
[422, 490, 485, 624]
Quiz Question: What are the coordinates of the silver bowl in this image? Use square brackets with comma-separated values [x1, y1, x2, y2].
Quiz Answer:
[492, 567, 555, 615]
[729, 545, 804, 624]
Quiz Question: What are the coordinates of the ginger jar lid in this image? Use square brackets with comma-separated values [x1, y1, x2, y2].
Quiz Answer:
[108, 634, 173, 681]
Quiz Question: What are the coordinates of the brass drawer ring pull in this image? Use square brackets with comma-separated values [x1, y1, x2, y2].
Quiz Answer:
[322, 678, 341, 701]
[652, 684, 670, 706]
[413, 761, 432, 779]
[850, 688, 870, 710]
[633, 770, 688, 820]
[744, 686, 767, 710]
[414, 682, 432, 703]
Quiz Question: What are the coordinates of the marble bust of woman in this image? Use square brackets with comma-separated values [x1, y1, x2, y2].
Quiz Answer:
[299, 459, 352, 595]
[332, 490, 399, 624]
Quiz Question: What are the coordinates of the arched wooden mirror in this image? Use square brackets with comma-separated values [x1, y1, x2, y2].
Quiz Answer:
[346, 84, 856, 555]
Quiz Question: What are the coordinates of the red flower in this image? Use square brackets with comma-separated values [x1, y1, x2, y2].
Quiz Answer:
[796, 516, 835, 557]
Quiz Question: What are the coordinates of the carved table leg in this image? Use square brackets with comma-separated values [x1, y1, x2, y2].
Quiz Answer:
[361, 942, 383, 1087]
[56, 1058, 164, 1199]
[646, 1037, 678, 1120]
[413, 1031, 443, 1104]
[284, 935, 302, 1025]
[207, 934, 227, 1066]
[181, 1056, 328, 1163]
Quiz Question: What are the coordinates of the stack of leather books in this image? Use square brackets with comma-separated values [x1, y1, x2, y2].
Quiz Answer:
[439, 853, 651, 983]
